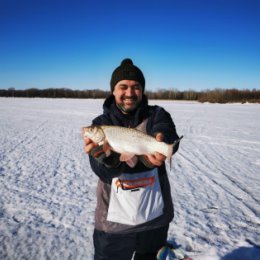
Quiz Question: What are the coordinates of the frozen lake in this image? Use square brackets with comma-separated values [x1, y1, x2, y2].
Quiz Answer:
[0, 98, 259, 260]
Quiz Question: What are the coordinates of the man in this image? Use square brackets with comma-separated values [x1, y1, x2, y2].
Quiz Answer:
[84, 58, 180, 260]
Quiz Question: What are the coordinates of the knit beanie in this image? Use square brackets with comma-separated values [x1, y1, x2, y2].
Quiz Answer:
[110, 58, 145, 92]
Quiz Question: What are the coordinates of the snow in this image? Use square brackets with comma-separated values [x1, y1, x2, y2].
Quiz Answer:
[0, 98, 259, 260]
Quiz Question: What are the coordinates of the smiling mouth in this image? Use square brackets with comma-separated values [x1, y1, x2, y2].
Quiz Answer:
[123, 96, 137, 102]
[124, 100, 136, 106]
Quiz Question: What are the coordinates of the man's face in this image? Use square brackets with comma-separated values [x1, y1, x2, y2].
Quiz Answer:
[113, 80, 143, 113]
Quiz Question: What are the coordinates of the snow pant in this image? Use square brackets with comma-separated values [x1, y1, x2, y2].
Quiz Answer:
[93, 225, 169, 260]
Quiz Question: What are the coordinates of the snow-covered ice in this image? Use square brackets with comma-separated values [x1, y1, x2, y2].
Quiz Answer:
[0, 98, 259, 260]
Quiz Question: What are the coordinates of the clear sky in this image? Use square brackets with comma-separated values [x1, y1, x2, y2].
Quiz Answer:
[0, 0, 259, 91]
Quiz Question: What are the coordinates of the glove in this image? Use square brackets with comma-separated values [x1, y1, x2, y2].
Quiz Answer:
[90, 145, 121, 168]
[90, 145, 106, 161]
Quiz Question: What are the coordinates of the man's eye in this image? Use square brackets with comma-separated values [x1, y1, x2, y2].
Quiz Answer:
[134, 85, 142, 90]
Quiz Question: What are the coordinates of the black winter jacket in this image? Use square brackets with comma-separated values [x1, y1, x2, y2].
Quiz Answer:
[89, 95, 179, 234]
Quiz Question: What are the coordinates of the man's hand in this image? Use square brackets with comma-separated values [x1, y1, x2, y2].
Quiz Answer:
[84, 137, 107, 159]
[84, 137, 98, 154]
[84, 137, 121, 168]
[140, 133, 166, 167]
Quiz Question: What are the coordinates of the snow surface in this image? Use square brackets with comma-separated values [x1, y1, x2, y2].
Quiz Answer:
[0, 98, 259, 260]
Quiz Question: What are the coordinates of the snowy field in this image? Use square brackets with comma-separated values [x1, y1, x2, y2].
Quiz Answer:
[0, 97, 259, 260]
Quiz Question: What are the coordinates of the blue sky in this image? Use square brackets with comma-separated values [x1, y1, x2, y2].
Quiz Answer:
[0, 0, 259, 91]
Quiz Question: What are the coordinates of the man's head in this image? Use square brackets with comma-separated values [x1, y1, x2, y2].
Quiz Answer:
[110, 58, 145, 113]
[110, 58, 145, 93]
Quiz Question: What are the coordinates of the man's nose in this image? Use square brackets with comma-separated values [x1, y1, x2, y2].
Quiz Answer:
[126, 87, 135, 96]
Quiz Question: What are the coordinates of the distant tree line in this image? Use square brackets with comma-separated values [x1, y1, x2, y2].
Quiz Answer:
[0, 87, 259, 103]
[0, 88, 110, 99]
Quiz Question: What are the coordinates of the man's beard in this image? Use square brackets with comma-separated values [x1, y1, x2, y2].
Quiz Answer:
[118, 96, 140, 113]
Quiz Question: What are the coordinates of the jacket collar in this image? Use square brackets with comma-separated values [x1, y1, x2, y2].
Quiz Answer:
[102, 94, 149, 128]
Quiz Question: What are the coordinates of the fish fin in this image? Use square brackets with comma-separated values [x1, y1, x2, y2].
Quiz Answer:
[135, 118, 148, 133]
[120, 153, 135, 162]
[98, 141, 104, 146]
[120, 153, 138, 168]
[126, 156, 138, 168]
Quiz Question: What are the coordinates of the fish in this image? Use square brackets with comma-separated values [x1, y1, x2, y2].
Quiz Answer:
[82, 120, 183, 168]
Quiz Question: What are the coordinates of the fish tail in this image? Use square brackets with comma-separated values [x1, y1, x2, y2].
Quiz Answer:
[167, 136, 183, 170]
[167, 143, 174, 160]
[167, 143, 174, 170]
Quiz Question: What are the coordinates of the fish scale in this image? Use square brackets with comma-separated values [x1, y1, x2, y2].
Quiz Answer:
[100, 125, 166, 155]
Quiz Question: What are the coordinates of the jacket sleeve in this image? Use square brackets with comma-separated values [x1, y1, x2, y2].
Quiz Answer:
[149, 106, 180, 154]
[89, 155, 124, 182]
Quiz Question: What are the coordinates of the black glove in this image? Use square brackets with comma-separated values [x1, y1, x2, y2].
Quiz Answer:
[90, 145, 121, 168]
[90, 145, 106, 161]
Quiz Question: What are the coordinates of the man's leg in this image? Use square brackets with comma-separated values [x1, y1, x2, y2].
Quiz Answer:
[93, 229, 136, 260]
[134, 225, 169, 260]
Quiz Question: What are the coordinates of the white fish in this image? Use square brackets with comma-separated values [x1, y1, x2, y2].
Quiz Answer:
[82, 121, 182, 168]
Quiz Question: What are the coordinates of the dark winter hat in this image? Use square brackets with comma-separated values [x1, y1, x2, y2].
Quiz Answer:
[110, 58, 145, 92]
